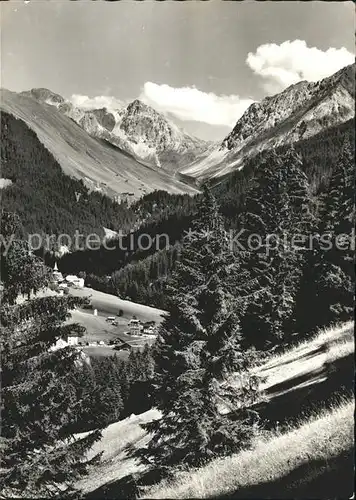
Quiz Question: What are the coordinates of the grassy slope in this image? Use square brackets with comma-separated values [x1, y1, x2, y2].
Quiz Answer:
[69, 286, 165, 324]
[0, 89, 199, 199]
[75, 409, 161, 496]
[146, 322, 354, 499]
[76, 321, 354, 498]
[18, 286, 165, 325]
[257, 322, 354, 394]
[147, 400, 354, 499]
[250, 322, 354, 429]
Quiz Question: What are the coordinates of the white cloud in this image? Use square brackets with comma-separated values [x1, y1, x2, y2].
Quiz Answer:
[246, 40, 355, 93]
[140, 82, 254, 127]
[70, 94, 124, 111]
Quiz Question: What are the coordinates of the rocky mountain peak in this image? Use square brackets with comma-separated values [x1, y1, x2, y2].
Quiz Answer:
[126, 99, 151, 114]
[221, 63, 355, 152]
[20, 87, 210, 171]
[91, 108, 116, 132]
[181, 63, 355, 181]
[22, 88, 65, 106]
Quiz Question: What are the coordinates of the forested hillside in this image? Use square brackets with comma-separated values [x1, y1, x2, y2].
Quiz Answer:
[59, 119, 355, 312]
[0, 112, 136, 245]
[214, 117, 355, 223]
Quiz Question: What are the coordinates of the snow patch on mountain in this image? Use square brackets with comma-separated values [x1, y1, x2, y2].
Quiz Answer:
[179, 147, 229, 178]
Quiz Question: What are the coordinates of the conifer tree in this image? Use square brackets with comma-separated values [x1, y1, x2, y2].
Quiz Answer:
[141, 187, 259, 473]
[296, 138, 354, 331]
[0, 212, 101, 498]
[90, 358, 124, 425]
[238, 149, 314, 346]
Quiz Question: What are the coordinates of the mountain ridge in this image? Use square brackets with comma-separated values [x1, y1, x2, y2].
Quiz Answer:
[0, 88, 199, 200]
[180, 63, 355, 180]
[19, 88, 211, 172]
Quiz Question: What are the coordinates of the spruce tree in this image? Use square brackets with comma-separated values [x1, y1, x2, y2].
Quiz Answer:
[141, 187, 259, 473]
[296, 138, 355, 331]
[0, 212, 102, 498]
[238, 149, 314, 347]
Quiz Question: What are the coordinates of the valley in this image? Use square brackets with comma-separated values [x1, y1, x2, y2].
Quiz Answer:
[1, 13, 354, 497]
[68, 286, 164, 357]
[0, 89, 199, 199]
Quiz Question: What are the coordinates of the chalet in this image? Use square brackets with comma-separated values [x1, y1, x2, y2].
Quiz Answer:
[143, 326, 156, 335]
[50, 334, 79, 351]
[65, 275, 85, 288]
[113, 339, 132, 351]
[128, 318, 141, 335]
[67, 335, 79, 346]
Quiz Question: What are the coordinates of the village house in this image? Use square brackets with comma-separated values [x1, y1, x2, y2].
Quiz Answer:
[143, 325, 156, 335]
[50, 334, 79, 351]
[65, 275, 85, 288]
[52, 264, 84, 288]
[113, 339, 132, 351]
[128, 318, 142, 335]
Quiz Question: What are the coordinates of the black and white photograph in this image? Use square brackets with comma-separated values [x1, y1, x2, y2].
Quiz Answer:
[0, 1, 354, 498]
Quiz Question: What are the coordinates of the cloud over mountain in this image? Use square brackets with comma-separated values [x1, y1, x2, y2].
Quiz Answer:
[68, 41, 354, 131]
[140, 82, 254, 127]
[246, 40, 355, 93]
[70, 94, 125, 111]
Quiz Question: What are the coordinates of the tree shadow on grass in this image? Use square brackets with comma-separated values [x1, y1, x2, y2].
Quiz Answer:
[85, 353, 354, 499]
[261, 343, 326, 372]
[218, 447, 354, 499]
[246, 352, 354, 431]
[85, 466, 167, 499]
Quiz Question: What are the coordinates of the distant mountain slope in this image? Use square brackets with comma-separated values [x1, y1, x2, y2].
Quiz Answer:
[0, 111, 137, 242]
[181, 63, 355, 180]
[0, 89, 199, 200]
[21, 88, 211, 173]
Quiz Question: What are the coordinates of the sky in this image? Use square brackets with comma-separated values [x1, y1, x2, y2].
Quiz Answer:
[1, 1, 355, 140]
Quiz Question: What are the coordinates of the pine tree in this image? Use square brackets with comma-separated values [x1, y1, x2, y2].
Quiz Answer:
[237, 149, 314, 347]
[141, 187, 259, 473]
[90, 358, 124, 425]
[66, 361, 99, 432]
[0, 212, 102, 498]
[296, 138, 355, 332]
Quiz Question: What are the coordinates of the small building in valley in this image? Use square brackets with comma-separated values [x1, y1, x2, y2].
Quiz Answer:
[50, 334, 79, 351]
[52, 261, 64, 283]
[128, 318, 141, 335]
[65, 275, 85, 288]
[67, 335, 79, 346]
[113, 339, 132, 351]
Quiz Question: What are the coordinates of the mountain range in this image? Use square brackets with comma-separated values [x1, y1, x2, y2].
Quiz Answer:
[181, 63, 355, 180]
[1, 63, 354, 199]
[0, 89, 201, 200]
